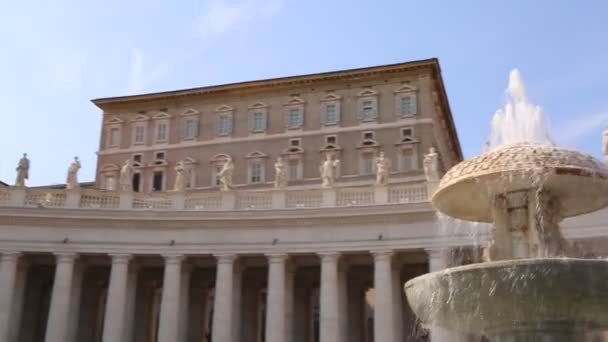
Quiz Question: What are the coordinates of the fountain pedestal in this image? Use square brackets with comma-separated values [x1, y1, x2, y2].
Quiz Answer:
[405, 143, 608, 340]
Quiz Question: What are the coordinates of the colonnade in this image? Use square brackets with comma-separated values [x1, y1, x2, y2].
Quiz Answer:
[0, 250, 438, 342]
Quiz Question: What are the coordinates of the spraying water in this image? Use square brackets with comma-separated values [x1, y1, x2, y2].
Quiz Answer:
[487, 69, 554, 150]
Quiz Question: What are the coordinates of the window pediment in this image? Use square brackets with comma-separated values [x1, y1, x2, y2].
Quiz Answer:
[215, 104, 234, 113]
[248, 102, 269, 109]
[105, 116, 124, 124]
[131, 114, 150, 122]
[210, 153, 231, 163]
[357, 89, 378, 97]
[182, 157, 198, 165]
[282, 146, 304, 155]
[284, 97, 305, 106]
[394, 84, 418, 93]
[245, 151, 268, 159]
[152, 112, 172, 120]
[321, 93, 341, 102]
[357, 139, 381, 149]
[180, 108, 200, 116]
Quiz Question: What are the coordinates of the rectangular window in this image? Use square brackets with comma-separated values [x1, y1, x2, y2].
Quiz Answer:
[152, 171, 163, 192]
[325, 135, 337, 145]
[401, 149, 414, 170]
[363, 131, 375, 140]
[362, 152, 375, 175]
[108, 128, 120, 147]
[134, 126, 145, 144]
[133, 154, 143, 164]
[183, 119, 198, 139]
[250, 162, 262, 183]
[288, 109, 302, 128]
[288, 160, 299, 180]
[132, 173, 141, 192]
[361, 100, 376, 121]
[400, 96, 417, 117]
[252, 112, 266, 132]
[156, 123, 167, 142]
[289, 138, 301, 147]
[155, 152, 165, 160]
[218, 116, 232, 135]
[214, 165, 223, 186]
[325, 104, 337, 124]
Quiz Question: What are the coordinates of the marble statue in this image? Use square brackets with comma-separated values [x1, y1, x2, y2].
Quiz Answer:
[274, 156, 287, 189]
[119, 159, 133, 192]
[375, 152, 391, 186]
[423, 147, 440, 181]
[319, 154, 340, 188]
[174, 160, 188, 192]
[15, 153, 30, 187]
[66, 157, 81, 190]
[218, 157, 234, 191]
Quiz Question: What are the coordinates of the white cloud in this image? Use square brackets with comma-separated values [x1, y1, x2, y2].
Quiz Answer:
[126, 48, 146, 94]
[554, 111, 608, 146]
[124, 48, 169, 95]
[194, 0, 285, 41]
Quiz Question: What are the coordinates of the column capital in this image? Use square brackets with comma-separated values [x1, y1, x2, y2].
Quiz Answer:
[318, 251, 341, 263]
[371, 249, 393, 261]
[54, 252, 78, 264]
[0, 251, 21, 263]
[214, 253, 237, 264]
[109, 253, 132, 264]
[162, 254, 184, 264]
[265, 253, 288, 264]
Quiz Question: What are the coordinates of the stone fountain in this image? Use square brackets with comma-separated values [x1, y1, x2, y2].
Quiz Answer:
[405, 71, 608, 341]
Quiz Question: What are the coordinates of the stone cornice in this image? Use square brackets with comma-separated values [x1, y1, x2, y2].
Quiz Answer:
[92, 59, 439, 108]
[0, 202, 435, 229]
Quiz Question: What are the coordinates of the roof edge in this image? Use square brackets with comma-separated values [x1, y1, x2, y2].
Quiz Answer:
[91, 58, 439, 107]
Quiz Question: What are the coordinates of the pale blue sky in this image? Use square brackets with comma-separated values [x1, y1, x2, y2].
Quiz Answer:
[1, 0, 607, 185]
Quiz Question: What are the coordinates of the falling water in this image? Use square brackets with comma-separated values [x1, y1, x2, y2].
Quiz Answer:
[487, 69, 554, 150]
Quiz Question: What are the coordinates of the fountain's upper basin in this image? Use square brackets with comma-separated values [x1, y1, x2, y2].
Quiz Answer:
[404, 258, 608, 335]
[433, 143, 608, 222]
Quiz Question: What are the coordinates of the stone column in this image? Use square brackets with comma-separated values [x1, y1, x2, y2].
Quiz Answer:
[156, 254, 184, 342]
[319, 252, 340, 342]
[122, 264, 139, 342]
[232, 263, 243, 342]
[265, 253, 288, 342]
[212, 254, 237, 342]
[179, 263, 192, 342]
[338, 264, 348, 342]
[45, 253, 78, 342]
[372, 250, 395, 342]
[102, 254, 132, 342]
[285, 265, 295, 342]
[0, 252, 21, 342]
[8, 258, 28, 342]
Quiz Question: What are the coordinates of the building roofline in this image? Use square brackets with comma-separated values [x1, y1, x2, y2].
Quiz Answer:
[92, 58, 439, 106]
[92, 57, 463, 161]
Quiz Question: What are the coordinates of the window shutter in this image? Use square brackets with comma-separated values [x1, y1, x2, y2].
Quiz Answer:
[298, 109, 304, 127]
[335, 103, 341, 124]
[320, 105, 327, 125]
[284, 110, 290, 128]
[193, 118, 199, 137]
[411, 95, 418, 115]
[227, 116, 233, 134]
[215, 116, 221, 135]
[371, 100, 378, 119]
[358, 101, 364, 121]
[262, 112, 268, 130]
[181, 120, 188, 138]
[248, 112, 255, 132]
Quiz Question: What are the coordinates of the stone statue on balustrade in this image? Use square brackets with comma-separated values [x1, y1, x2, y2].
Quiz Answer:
[218, 157, 234, 191]
[274, 156, 287, 189]
[66, 156, 81, 190]
[423, 147, 440, 182]
[375, 152, 391, 186]
[119, 159, 133, 192]
[319, 153, 340, 189]
[15, 153, 30, 187]
[173, 160, 189, 192]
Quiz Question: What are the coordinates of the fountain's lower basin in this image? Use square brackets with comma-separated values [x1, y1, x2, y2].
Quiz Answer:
[404, 258, 608, 336]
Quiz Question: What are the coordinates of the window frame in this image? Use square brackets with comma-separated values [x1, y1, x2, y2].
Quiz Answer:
[284, 97, 305, 130]
[394, 83, 419, 119]
[320, 93, 341, 126]
[133, 124, 146, 145]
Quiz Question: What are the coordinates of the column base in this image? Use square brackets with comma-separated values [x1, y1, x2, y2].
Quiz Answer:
[489, 331, 587, 342]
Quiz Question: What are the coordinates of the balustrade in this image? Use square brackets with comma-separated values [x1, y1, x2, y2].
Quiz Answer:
[1, 182, 429, 211]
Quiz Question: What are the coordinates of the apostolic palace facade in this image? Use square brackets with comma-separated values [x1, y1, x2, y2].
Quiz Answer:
[1, 58, 607, 342]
